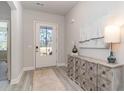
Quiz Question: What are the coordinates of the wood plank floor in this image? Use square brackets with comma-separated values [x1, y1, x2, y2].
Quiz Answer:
[0, 66, 83, 91]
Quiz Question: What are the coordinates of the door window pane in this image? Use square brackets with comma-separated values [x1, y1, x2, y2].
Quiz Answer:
[40, 26, 53, 56]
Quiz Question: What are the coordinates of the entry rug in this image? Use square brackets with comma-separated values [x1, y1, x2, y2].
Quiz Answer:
[33, 68, 66, 91]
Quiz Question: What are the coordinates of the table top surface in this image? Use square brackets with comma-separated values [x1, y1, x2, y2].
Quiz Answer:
[69, 54, 124, 68]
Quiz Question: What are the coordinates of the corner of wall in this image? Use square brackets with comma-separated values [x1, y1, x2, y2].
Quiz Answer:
[10, 68, 24, 85]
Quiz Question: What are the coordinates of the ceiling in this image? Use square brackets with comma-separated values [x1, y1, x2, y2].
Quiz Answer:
[21, 1, 78, 16]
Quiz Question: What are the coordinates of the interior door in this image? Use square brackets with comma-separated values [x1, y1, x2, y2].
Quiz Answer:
[35, 22, 57, 68]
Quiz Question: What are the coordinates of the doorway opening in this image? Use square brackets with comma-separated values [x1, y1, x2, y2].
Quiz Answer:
[0, 2, 11, 83]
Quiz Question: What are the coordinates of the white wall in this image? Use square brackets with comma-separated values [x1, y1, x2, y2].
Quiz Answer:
[65, 1, 124, 64]
[65, 2, 124, 90]
[9, 1, 24, 84]
[23, 9, 65, 68]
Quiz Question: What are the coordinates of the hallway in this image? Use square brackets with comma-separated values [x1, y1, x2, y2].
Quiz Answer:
[0, 67, 82, 91]
[1, 1, 124, 91]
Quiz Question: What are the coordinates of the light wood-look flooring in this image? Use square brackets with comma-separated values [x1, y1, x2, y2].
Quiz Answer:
[0, 66, 83, 91]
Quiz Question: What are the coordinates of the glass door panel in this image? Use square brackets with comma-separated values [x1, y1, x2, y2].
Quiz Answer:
[40, 26, 53, 56]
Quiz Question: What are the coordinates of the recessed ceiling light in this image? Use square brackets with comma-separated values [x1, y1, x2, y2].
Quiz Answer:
[36, 3, 44, 6]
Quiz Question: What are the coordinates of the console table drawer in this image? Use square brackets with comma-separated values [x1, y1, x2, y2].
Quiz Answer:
[98, 77, 112, 91]
[81, 79, 97, 91]
[75, 68, 80, 80]
[68, 56, 73, 62]
[86, 83, 97, 91]
[75, 58, 81, 69]
[80, 69, 87, 79]
[87, 75, 97, 86]
[87, 62, 97, 75]
[80, 78, 87, 90]
[67, 68, 73, 75]
[75, 75, 80, 85]
[98, 64, 113, 81]
[80, 60, 87, 70]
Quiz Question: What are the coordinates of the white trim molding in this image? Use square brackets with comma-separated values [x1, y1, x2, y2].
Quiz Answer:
[10, 69, 24, 85]
[23, 66, 35, 71]
[56, 62, 66, 66]
[10, 66, 35, 85]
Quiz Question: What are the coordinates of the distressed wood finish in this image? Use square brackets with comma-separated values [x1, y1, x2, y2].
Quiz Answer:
[67, 55, 75, 80]
[67, 55, 124, 91]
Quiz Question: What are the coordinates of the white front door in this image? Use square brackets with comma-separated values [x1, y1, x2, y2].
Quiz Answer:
[35, 22, 57, 68]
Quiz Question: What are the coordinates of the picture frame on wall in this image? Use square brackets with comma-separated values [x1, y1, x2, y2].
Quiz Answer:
[79, 16, 109, 49]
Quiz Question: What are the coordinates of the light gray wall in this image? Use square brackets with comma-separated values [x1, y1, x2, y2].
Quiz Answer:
[65, 1, 124, 64]
[23, 9, 65, 67]
[10, 1, 24, 82]
[65, 2, 124, 89]
[0, 1, 11, 20]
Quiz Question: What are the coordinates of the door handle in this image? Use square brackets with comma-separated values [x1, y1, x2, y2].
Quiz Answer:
[35, 46, 39, 52]
[36, 46, 38, 49]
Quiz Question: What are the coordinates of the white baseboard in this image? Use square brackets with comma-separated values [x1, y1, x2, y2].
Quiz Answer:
[10, 69, 24, 85]
[56, 62, 66, 66]
[10, 63, 66, 85]
[23, 66, 35, 71]
[10, 66, 35, 85]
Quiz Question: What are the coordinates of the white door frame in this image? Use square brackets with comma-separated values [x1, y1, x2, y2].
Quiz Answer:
[33, 20, 58, 69]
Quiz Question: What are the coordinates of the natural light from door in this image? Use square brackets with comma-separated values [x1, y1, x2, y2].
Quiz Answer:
[40, 26, 53, 56]
[0, 22, 7, 51]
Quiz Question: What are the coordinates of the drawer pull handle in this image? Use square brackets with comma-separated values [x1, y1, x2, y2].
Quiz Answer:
[75, 69, 78, 71]
[90, 67, 93, 70]
[102, 71, 106, 74]
[102, 84, 105, 87]
[76, 77, 78, 79]
[90, 77, 93, 80]
[90, 88, 93, 91]
[83, 64, 85, 66]
[83, 82, 85, 84]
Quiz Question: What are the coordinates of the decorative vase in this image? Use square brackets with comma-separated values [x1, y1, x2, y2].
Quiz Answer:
[107, 51, 116, 63]
[72, 45, 78, 53]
